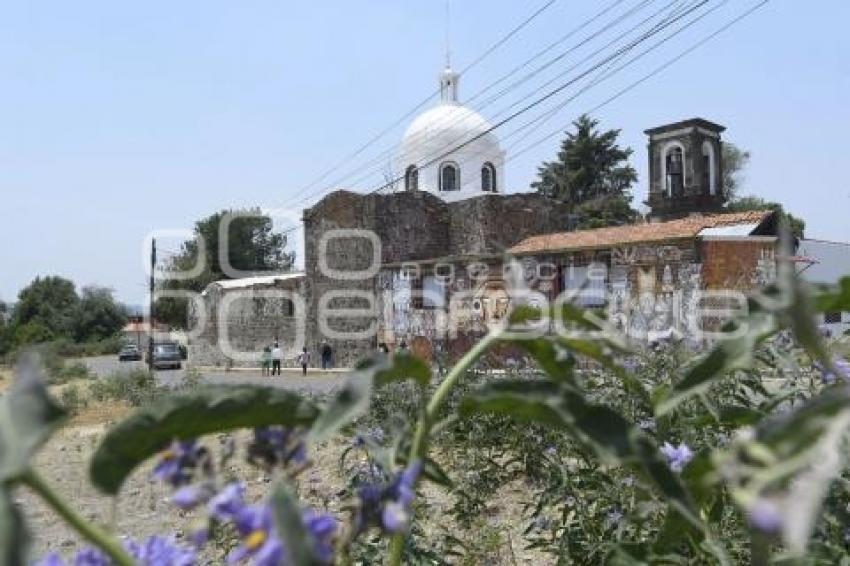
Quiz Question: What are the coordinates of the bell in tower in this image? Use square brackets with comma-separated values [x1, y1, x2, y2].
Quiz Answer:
[644, 118, 726, 220]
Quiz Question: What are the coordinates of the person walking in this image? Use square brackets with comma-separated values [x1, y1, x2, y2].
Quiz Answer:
[271, 342, 283, 376]
[320, 341, 332, 370]
[261, 345, 272, 376]
[298, 347, 310, 375]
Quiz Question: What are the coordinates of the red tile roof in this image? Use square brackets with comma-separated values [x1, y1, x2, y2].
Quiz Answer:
[509, 210, 773, 255]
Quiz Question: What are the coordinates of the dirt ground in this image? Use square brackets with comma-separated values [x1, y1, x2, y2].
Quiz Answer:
[12, 391, 550, 565]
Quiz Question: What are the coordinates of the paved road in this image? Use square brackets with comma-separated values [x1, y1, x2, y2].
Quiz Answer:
[81, 356, 349, 394]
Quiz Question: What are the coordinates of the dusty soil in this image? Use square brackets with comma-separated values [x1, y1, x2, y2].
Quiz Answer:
[13, 395, 550, 565]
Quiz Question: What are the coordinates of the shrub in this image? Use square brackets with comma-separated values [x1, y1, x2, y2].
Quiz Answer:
[88, 369, 160, 407]
[59, 384, 87, 415]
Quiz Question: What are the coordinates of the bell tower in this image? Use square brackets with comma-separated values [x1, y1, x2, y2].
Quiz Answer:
[645, 118, 726, 220]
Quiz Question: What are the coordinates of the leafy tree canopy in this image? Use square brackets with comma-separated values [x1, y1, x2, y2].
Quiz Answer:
[532, 115, 639, 229]
[156, 208, 295, 328]
[573, 195, 639, 230]
[5, 278, 128, 350]
[726, 196, 806, 241]
[11, 276, 79, 341]
[720, 144, 805, 240]
[722, 143, 751, 202]
[532, 115, 638, 206]
[74, 286, 128, 342]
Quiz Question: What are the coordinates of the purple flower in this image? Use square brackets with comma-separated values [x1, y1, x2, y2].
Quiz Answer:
[355, 461, 421, 534]
[302, 509, 337, 564]
[124, 536, 195, 566]
[748, 499, 783, 533]
[172, 485, 206, 511]
[228, 505, 284, 566]
[151, 440, 205, 487]
[209, 482, 246, 521]
[37, 536, 195, 566]
[661, 442, 694, 473]
[34, 554, 66, 566]
[73, 548, 110, 566]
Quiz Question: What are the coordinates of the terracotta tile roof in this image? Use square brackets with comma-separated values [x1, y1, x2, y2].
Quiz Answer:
[509, 210, 773, 255]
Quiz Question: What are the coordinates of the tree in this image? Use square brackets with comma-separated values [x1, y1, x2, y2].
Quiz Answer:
[720, 144, 805, 240]
[532, 115, 638, 205]
[0, 301, 10, 355]
[11, 276, 79, 343]
[573, 195, 639, 230]
[156, 209, 295, 328]
[73, 286, 128, 342]
[722, 143, 751, 201]
[532, 115, 638, 228]
[726, 196, 806, 241]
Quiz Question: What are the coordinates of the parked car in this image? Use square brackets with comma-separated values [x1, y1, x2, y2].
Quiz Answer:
[147, 342, 183, 370]
[118, 344, 142, 362]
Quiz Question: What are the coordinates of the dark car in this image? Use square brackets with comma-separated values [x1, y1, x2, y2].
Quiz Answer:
[148, 342, 183, 370]
[118, 344, 142, 362]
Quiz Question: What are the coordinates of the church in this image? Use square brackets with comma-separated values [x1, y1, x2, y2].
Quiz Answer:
[188, 64, 779, 369]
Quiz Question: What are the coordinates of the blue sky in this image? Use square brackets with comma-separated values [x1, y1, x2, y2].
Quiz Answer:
[1, 0, 847, 307]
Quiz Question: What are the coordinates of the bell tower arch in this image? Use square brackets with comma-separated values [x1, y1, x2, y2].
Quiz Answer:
[645, 118, 726, 220]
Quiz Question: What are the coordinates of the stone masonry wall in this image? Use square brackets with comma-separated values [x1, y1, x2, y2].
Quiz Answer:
[189, 276, 307, 368]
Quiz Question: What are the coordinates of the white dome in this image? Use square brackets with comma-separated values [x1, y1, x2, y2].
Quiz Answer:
[401, 104, 499, 157]
[397, 67, 506, 202]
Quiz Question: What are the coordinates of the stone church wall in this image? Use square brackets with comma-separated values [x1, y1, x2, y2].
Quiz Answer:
[189, 276, 307, 368]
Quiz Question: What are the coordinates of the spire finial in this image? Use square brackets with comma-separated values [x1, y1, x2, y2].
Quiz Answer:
[445, 0, 451, 69]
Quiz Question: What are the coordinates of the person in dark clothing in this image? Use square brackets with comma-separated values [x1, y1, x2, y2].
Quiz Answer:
[320, 341, 332, 370]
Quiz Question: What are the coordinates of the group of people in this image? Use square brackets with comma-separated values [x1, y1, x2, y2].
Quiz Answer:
[260, 340, 335, 376]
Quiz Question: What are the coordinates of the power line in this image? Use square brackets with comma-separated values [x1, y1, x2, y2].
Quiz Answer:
[509, 0, 772, 165]
[285, 0, 683, 209]
[282, 0, 561, 205]
[280, 0, 768, 235]
[276, 0, 710, 232]
[365, 0, 708, 195]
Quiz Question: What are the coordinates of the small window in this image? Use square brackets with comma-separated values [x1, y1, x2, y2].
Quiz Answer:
[481, 162, 497, 192]
[404, 165, 418, 191]
[440, 162, 459, 191]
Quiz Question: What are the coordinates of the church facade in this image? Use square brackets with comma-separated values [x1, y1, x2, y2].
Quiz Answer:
[188, 66, 779, 369]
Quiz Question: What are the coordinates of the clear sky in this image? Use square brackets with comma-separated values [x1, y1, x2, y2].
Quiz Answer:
[1, 0, 847, 307]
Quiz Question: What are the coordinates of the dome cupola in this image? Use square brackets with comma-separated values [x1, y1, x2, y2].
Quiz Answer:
[398, 65, 506, 202]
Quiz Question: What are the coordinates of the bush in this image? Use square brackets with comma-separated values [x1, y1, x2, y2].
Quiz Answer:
[88, 369, 160, 407]
[59, 384, 87, 415]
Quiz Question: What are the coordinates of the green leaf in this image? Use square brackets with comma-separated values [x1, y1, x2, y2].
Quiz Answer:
[369, 353, 431, 389]
[560, 337, 647, 404]
[90, 386, 318, 494]
[461, 379, 704, 534]
[510, 338, 576, 385]
[655, 315, 776, 417]
[309, 353, 430, 444]
[0, 355, 66, 483]
[271, 482, 323, 566]
[0, 485, 29, 566]
[308, 373, 371, 445]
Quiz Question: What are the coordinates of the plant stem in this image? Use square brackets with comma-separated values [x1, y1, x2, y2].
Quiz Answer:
[387, 330, 502, 565]
[22, 469, 136, 566]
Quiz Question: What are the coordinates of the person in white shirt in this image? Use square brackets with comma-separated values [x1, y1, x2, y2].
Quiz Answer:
[271, 342, 283, 376]
[297, 347, 310, 375]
